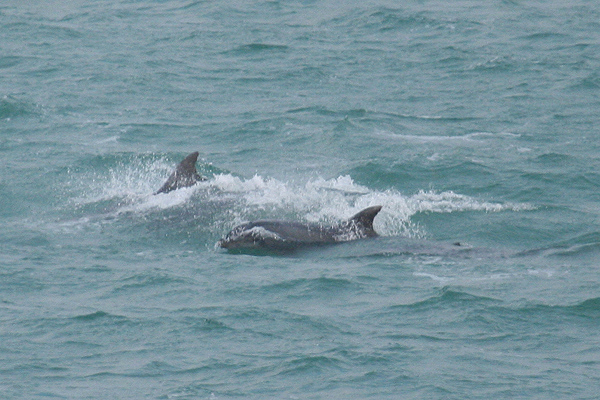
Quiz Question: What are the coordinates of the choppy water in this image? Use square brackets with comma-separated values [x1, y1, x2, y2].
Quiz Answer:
[2, 1, 600, 398]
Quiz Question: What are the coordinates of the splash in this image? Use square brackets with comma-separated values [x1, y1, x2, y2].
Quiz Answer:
[208, 174, 532, 238]
[67, 155, 195, 215]
[67, 157, 533, 239]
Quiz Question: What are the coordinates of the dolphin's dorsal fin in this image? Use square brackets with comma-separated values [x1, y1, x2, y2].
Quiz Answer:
[154, 152, 205, 194]
[347, 205, 382, 237]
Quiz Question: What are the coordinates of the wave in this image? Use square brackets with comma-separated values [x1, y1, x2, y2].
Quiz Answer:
[0, 95, 40, 120]
[71, 310, 129, 322]
[390, 288, 501, 310]
[526, 231, 600, 259]
[229, 43, 289, 54]
[324, 6, 480, 35]
[493, 298, 600, 323]
[378, 289, 600, 327]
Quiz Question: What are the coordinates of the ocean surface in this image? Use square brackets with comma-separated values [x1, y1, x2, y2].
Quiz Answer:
[2, 0, 600, 398]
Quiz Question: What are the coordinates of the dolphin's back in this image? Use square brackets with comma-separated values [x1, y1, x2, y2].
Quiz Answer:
[218, 206, 383, 251]
[248, 220, 337, 243]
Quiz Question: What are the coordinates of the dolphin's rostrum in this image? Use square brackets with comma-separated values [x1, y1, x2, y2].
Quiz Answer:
[218, 205, 383, 251]
[154, 151, 206, 194]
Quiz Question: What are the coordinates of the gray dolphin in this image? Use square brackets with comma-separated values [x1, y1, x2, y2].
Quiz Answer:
[218, 205, 383, 251]
[155, 152, 206, 194]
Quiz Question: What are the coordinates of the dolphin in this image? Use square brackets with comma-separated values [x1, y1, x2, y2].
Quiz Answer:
[218, 205, 383, 251]
[154, 151, 206, 194]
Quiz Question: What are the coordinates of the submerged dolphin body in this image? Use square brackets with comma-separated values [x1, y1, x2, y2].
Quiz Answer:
[218, 205, 383, 251]
[155, 152, 206, 194]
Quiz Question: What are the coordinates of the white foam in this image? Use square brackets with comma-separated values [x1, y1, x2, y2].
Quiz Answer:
[374, 130, 522, 144]
[413, 272, 455, 284]
[407, 190, 534, 214]
[70, 158, 173, 204]
[69, 161, 533, 239]
[119, 186, 198, 213]
[207, 174, 532, 238]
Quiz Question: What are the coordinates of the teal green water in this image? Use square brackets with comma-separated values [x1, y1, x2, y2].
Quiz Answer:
[2, 1, 600, 398]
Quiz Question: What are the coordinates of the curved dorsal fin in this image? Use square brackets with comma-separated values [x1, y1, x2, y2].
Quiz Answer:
[154, 152, 205, 194]
[348, 205, 383, 237]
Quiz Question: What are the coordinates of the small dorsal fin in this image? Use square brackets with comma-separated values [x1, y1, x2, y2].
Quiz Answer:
[154, 152, 205, 194]
[348, 205, 382, 237]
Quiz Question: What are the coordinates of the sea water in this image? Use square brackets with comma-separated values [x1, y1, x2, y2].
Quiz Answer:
[1, 1, 600, 398]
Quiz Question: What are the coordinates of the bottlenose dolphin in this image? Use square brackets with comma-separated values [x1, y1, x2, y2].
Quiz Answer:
[155, 151, 206, 194]
[218, 205, 383, 251]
